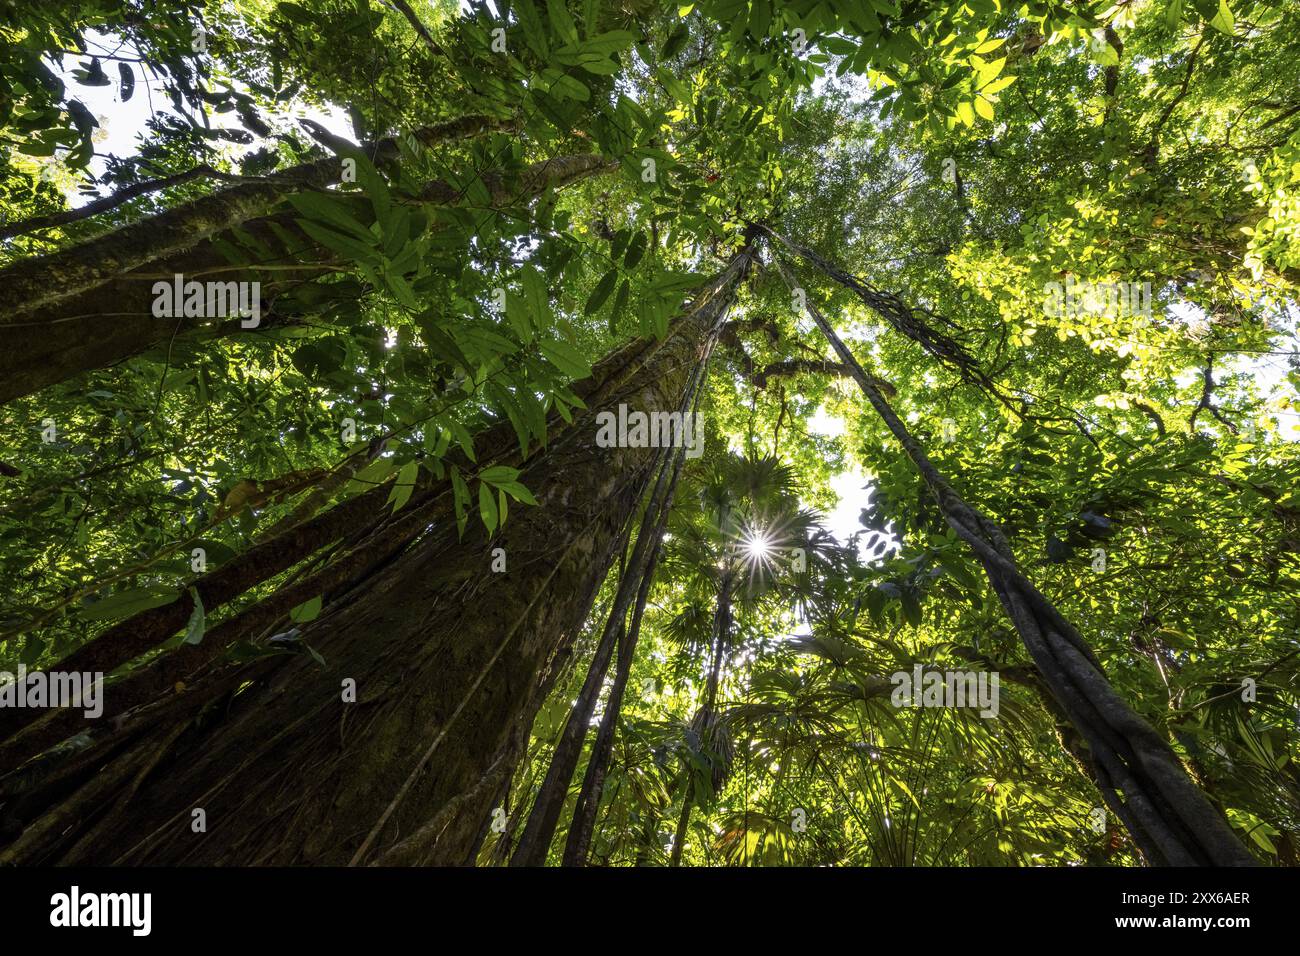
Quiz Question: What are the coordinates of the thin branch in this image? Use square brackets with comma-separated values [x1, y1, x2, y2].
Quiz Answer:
[1189, 359, 1239, 434]
[387, 0, 446, 56]
[0, 164, 240, 241]
[1143, 33, 1206, 163]
[1131, 400, 1168, 437]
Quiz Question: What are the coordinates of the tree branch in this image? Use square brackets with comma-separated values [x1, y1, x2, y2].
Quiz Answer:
[387, 0, 446, 57]
[1189, 359, 1239, 434]
[1143, 33, 1206, 164]
[0, 165, 242, 241]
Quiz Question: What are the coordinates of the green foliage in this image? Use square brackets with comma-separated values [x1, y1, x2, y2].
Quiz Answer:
[3, 0, 1298, 867]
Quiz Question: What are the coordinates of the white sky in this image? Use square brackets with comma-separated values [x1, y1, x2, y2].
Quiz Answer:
[49, 32, 352, 196]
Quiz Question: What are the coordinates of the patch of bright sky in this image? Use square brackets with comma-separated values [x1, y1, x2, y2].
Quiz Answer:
[1167, 300, 1300, 441]
[46, 31, 354, 205]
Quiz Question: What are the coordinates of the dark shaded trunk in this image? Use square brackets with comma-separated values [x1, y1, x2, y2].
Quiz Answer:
[559, 521, 666, 867]
[561, 378, 699, 867]
[508, 610, 625, 866]
[510, 269, 741, 867]
[0, 247, 754, 866]
[669, 576, 732, 867]
[485, 603, 592, 867]
[770, 249, 1255, 867]
[374, 619, 574, 867]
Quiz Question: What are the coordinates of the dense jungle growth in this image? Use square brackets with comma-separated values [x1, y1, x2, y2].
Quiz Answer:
[0, 0, 1298, 867]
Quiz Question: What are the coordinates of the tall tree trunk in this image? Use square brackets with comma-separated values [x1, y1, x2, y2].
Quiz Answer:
[760, 227, 996, 395]
[0, 245, 755, 866]
[507, 472, 661, 866]
[557, 522, 666, 867]
[511, 280, 733, 866]
[561, 369, 701, 866]
[0, 152, 612, 404]
[770, 250, 1255, 867]
[669, 574, 733, 867]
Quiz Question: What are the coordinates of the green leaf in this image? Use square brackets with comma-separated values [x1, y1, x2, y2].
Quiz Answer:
[504, 291, 532, 341]
[295, 219, 378, 263]
[550, 73, 590, 102]
[382, 205, 413, 258]
[384, 270, 420, 310]
[417, 316, 474, 375]
[541, 338, 592, 379]
[610, 277, 630, 333]
[611, 228, 632, 262]
[577, 56, 620, 76]
[80, 586, 179, 621]
[287, 192, 372, 241]
[182, 586, 206, 645]
[1248, 827, 1277, 854]
[585, 268, 619, 314]
[655, 67, 689, 103]
[1209, 0, 1233, 33]
[516, 0, 550, 58]
[348, 150, 391, 221]
[290, 595, 322, 623]
[387, 460, 420, 513]
[478, 480, 499, 534]
[278, 3, 315, 26]
[346, 458, 398, 494]
[479, 465, 521, 486]
[649, 271, 706, 294]
[661, 22, 690, 59]
[520, 264, 550, 330]
[582, 31, 637, 55]
[890, 775, 923, 811]
[975, 56, 1005, 84]
[501, 481, 540, 505]
[449, 421, 477, 462]
[458, 325, 518, 358]
[547, 0, 580, 44]
[624, 231, 648, 268]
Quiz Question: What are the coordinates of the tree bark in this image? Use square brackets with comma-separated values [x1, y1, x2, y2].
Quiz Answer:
[510, 269, 739, 866]
[0, 245, 755, 866]
[0, 114, 508, 314]
[0, 151, 612, 405]
[561, 431, 688, 866]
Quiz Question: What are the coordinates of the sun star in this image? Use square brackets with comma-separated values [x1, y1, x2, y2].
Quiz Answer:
[743, 530, 773, 560]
